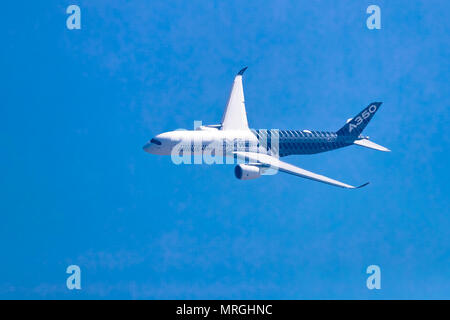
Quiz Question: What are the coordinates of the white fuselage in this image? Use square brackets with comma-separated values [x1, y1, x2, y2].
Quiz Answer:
[143, 127, 262, 156]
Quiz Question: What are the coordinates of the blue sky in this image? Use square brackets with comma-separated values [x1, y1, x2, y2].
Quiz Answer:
[0, 0, 449, 299]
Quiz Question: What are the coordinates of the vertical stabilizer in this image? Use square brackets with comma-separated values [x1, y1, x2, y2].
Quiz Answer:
[337, 102, 382, 136]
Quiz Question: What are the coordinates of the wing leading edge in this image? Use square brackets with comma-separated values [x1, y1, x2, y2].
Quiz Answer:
[234, 151, 369, 189]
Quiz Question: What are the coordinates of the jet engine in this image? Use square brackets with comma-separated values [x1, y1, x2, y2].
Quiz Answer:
[234, 164, 261, 180]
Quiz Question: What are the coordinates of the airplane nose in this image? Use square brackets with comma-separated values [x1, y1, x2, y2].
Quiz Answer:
[142, 142, 153, 153]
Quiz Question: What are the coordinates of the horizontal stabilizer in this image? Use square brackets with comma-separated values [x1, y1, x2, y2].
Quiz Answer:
[354, 139, 391, 152]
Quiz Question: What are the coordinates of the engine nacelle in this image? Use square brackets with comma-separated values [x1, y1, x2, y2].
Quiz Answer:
[234, 164, 261, 180]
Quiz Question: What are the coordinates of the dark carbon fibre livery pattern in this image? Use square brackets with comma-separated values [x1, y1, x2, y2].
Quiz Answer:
[250, 102, 382, 157]
[251, 129, 359, 157]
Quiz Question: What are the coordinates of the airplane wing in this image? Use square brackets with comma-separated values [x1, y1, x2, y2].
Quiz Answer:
[234, 151, 369, 189]
[221, 67, 249, 130]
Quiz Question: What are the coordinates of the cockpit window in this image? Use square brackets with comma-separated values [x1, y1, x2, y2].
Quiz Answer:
[150, 138, 162, 145]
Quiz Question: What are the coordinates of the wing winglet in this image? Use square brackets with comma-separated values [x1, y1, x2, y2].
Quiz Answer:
[237, 66, 248, 75]
[356, 182, 370, 189]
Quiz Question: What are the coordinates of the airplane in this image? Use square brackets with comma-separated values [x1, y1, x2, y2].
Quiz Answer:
[143, 67, 390, 189]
